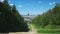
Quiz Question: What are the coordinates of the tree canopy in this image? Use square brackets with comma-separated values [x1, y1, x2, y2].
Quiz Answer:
[0, 0, 29, 33]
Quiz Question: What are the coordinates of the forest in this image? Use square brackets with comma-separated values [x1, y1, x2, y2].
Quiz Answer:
[0, 0, 29, 33]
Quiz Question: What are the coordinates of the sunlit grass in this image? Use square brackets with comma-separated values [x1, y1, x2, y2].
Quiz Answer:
[38, 33, 60, 34]
[37, 29, 60, 33]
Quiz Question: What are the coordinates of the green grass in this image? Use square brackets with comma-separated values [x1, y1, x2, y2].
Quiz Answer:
[37, 29, 60, 33]
[38, 33, 60, 34]
[32, 24, 60, 34]
[37, 25, 60, 33]
[37, 29, 60, 34]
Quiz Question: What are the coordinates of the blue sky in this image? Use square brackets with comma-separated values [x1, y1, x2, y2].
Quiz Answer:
[0, 0, 60, 15]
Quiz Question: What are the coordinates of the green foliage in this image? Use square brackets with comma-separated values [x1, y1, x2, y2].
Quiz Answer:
[0, 0, 29, 33]
[37, 29, 60, 33]
[31, 3, 60, 28]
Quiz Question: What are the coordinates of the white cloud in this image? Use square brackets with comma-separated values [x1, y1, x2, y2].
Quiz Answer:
[53, 2, 55, 4]
[49, 2, 55, 5]
[10, 4, 14, 6]
[18, 5, 23, 8]
[49, 2, 52, 5]
[9, 4, 14, 7]
[0, 0, 4, 2]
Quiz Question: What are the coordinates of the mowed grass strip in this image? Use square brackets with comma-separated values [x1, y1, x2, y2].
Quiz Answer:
[37, 29, 60, 33]
[38, 33, 60, 34]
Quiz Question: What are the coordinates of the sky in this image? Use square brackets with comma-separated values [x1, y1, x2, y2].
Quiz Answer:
[0, 0, 60, 15]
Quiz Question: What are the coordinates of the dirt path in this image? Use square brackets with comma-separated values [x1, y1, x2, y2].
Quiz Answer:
[9, 24, 37, 34]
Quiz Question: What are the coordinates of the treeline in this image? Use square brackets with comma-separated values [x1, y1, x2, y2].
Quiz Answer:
[0, 0, 29, 33]
[32, 3, 60, 28]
